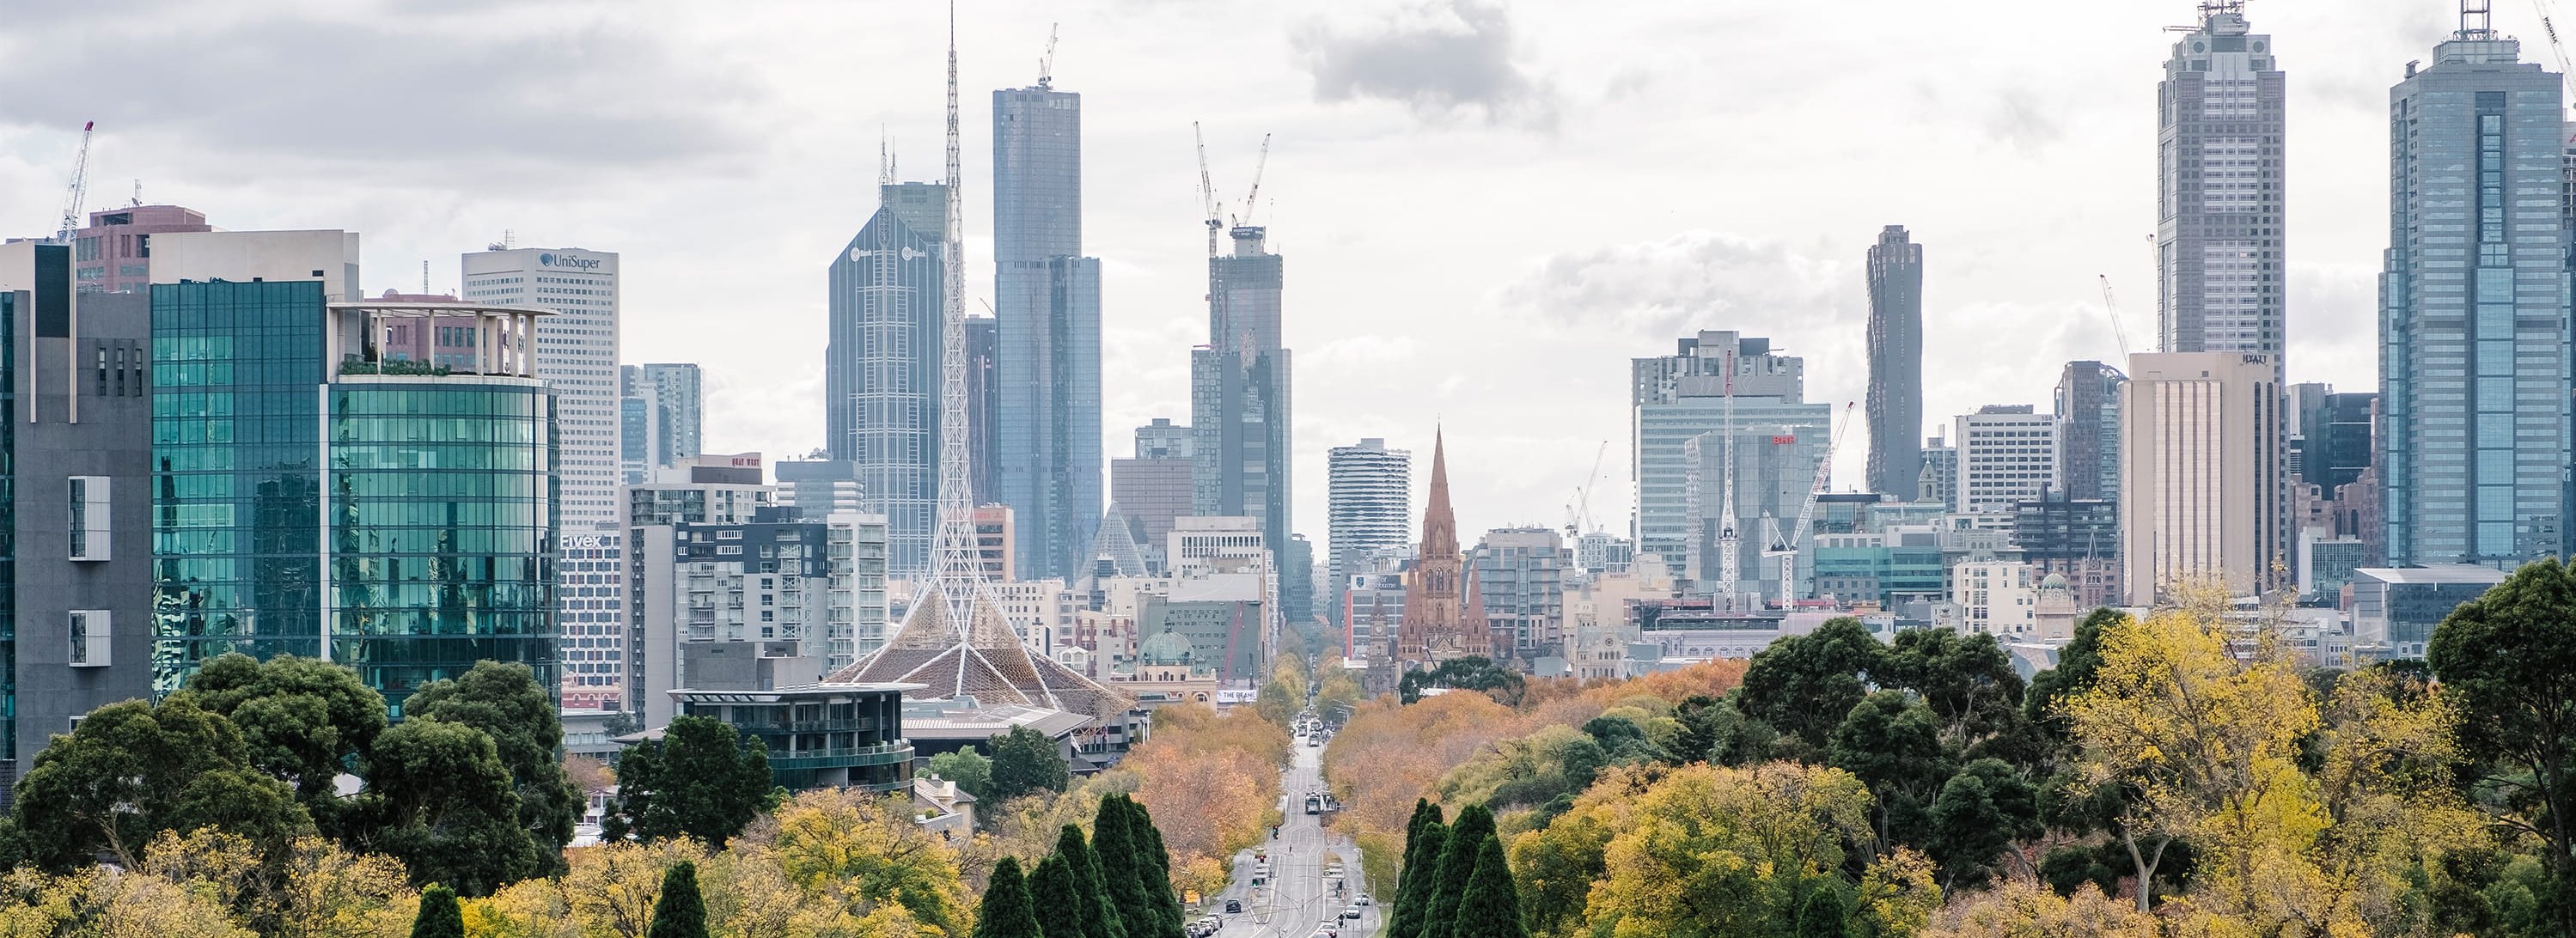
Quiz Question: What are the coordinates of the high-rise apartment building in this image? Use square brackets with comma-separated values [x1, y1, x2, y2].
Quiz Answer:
[827, 181, 948, 578]
[2121, 352, 2284, 604]
[1111, 418, 1194, 571]
[994, 80, 1103, 582]
[2054, 362, 2126, 502]
[2158, 2, 2287, 374]
[1865, 225, 1923, 501]
[627, 504, 888, 728]
[1632, 331, 1830, 599]
[1327, 438, 1412, 625]
[1955, 406, 2061, 514]
[974, 504, 1016, 582]
[462, 247, 619, 531]
[2380, 12, 2573, 566]
[1193, 226, 1293, 572]
[153, 231, 559, 711]
[1468, 527, 1572, 659]
[67, 204, 212, 294]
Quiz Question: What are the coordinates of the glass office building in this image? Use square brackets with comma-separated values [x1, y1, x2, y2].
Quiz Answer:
[152, 280, 559, 711]
[994, 82, 1104, 581]
[2378, 15, 2573, 566]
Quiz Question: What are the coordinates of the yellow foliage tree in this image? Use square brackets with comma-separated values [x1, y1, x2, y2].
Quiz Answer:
[563, 838, 705, 938]
[1584, 761, 1883, 938]
[748, 789, 974, 937]
[462, 878, 580, 938]
[0, 867, 254, 938]
[1920, 880, 2161, 938]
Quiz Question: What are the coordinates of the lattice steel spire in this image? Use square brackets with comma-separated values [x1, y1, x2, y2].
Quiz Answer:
[931, 3, 985, 622]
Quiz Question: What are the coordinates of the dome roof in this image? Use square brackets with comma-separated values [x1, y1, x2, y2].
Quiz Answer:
[1138, 628, 1197, 667]
[2039, 572, 2071, 593]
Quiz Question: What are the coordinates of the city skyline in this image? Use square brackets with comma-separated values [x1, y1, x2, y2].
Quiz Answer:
[0, 1, 2488, 545]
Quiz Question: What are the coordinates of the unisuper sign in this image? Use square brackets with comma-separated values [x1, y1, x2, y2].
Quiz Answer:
[538, 252, 603, 271]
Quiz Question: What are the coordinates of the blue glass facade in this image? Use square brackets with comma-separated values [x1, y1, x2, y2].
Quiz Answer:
[2380, 30, 2573, 566]
[1192, 228, 1291, 566]
[994, 84, 1102, 581]
[827, 188, 945, 578]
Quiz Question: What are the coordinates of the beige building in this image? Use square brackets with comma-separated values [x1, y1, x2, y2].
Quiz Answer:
[2120, 352, 2284, 605]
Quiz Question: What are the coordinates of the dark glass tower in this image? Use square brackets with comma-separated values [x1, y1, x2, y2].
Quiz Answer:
[827, 182, 947, 578]
[1193, 225, 1292, 568]
[993, 82, 1102, 581]
[1864, 225, 1922, 500]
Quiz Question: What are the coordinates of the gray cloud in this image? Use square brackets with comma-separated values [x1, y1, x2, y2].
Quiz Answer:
[1291, 0, 1558, 129]
[1499, 230, 1859, 343]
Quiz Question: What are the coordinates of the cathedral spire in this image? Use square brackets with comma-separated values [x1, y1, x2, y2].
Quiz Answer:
[1421, 426, 1458, 558]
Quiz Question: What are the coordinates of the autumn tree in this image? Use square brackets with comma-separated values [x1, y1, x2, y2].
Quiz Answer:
[989, 727, 1071, 804]
[607, 716, 774, 848]
[564, 838, 703, 938]
[754, 788, 974, 937]
[1584, 762, 1877, 938]
[2429, 557, 2576, 935]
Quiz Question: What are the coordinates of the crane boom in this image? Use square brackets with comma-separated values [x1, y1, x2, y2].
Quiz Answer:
[1573, 440, 1607, 534]
[56, 120, 95, 244]
[1236, 133, 1272, 227]
[1715, 349, 1743, 605]
[1778, 402, 1857, 601]
[1038, 22, 1059, 88]
[2098, 273, 2133, 359]
[1193, 122, 1220, 259]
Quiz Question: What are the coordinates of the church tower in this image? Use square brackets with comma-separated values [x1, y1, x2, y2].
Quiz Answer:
[1399, 429, 1491, 662]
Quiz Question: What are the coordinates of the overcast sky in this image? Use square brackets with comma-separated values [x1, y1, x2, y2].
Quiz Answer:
[0, 0, 2493, 548]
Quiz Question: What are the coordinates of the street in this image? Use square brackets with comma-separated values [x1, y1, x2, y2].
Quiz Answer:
[1201, 744, 1379, 938]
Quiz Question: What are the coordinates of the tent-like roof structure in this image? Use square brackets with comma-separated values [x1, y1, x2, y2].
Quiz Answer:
[827, 581, 1132, 722]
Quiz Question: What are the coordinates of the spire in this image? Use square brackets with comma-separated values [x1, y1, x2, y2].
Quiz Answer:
[1420, 427, 1458, 558]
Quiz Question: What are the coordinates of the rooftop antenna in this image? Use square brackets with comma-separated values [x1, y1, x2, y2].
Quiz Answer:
[422, 260, 430, 295]
[129, 179, 142, 209]
[2465, 0, 2495, 37]
[880, 125, 894, 186]
[1037, 22, 1059, 89]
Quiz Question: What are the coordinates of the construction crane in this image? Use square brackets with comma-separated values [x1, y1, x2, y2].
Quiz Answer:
[1565, 441, 1608, 539]
[2531, 0, 2576, 85]
[1234, 133, 1272, 228]
[1193, 122, 1222, 259]
[1773, 402, 1857, 603]
[2098, 273, 2134, 359]
[1037, 22, 1059, 89]
[55, 120, 95, 244]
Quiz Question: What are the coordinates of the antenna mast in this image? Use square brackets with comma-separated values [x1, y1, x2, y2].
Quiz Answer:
[1716, 347, 1743, 606]
[2464, 0, 2495, 37]
[932, 2, 985, 616]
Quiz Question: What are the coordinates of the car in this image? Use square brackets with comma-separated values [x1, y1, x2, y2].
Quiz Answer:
[1354, 894, 1373, 906]
[1225, 900, 1242, 914]
[1342, 906, 1363, 920]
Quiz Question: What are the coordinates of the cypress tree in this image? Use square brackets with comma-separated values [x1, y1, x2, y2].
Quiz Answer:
[1090, 795, 1159, 938]
[973, 857, 1047, 938]
[1026, 855, 1088, 938]
[1057, 824, 1127, 938]
[410, 885, 465, 938]
[646, 861, 709, 938]
[1389, 819, 1449, 938]
[1793, 886, 1849, 938]
[1126, 798, 1183, 938]
[1397, 801, 1444, 904]
[1447, 836, 1527, 938]
[1423, 805, 1496, 936]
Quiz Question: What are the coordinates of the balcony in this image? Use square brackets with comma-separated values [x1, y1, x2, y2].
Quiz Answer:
[765, 740, 915, 770]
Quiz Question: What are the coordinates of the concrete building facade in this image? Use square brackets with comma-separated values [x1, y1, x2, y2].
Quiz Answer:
[2158, 3, 2289, 375]
[2120, 352, 2284, 604]
[1955, 406, 2061, 515]
[462, 247, 620, 531]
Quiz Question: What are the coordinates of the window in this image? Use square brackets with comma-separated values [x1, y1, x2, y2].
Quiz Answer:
[70, 611, 109, 667]
[68, 476, 109, 560]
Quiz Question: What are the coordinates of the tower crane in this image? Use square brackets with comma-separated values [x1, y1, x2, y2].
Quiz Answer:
[2098, 273, 2134, 359]
[55, 120, 95, 244]
[1037, 22, 1059, 88]
[1773, 402, 1857, 603]
[1566, 440, 1608, 539]
[1234, 133, 1272, 228]
[1193, 122, 1221, 259]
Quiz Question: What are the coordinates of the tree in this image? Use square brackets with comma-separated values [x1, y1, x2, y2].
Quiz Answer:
[1877, 629, 2031, 760]
[357, 716, 543, 895]
[607, 716, 773, 848]
[1391, 819, 1448, 938]
[2429, 557, 2576, 935]
[989, 727, 1071, 804]
[1826, 691, 1945, 850]
[1735, 617, 1885, 748]
[929, 749, 996, 802]
[405, 661, 584, 865]
[13, 696, 313, 870]
[1423, 804, 1496, 935]
[1121, 797, 1185, 938]
[972, 857, 1043, 938]
[1055, 825, 1126, 938]
[1924, 759, 2042, 890]
[1400, 657, 1524, 706]
[175, 653, 388, 833]
[412, 885, 465, 938]
[1024, 855, 1087, 938]
[2024, 609, 2124, 749]
[1255, 655, 1309, 725]
[1449, 835, 1526, 938]
[1793, 887, 1849, 938]
[758, 788, 974, 937]
[646, 861, 708, 938]
[1584, 762, 1874, 938]
[563, 838, 703, 938]
[1088, 795, 1158, 938]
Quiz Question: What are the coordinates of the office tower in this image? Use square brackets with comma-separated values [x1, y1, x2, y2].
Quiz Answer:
[1954, 405, 2061, 514]
[966, 314, 998, 502]
[2157, 2, 2287, 373]
[1328, 438, 1413, 625]
[620, 368, 654, 485]
[993, 78, 1102, 582]
[827, 180, 946, 579]
[2054, 361, 2127, 502]
[620, 362, 702, 484]
[66, 204, 212, 294]
[150, 231, 558, 710]
[776, 458, 869, 515]
[2012, 490, 2121, 608]
[1865, 225, 1923, 500]
[623, 456, 774, 726]
[2121, 352, 2284, 604]
[1111, 418, 1194, 571]
[1918, 433, 1958, 510]
[1468, 527, 1572, 659]
[2381, 11, 2573, 566]
[1283, 533, 1315, 630]
[974, 504, 1015, 582]
[1398, 431, 1487, 662]
[627, 504, 888, 728]
[461, 247, 619, 532]
[1632, 331, 1830, 598]
[0, 243, 153, 789]
[1192, 225, 1293, 573]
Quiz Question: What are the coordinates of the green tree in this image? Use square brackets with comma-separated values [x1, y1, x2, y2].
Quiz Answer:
[1400, 657, 1524, 706]
[1672, 694, 1780, 768]
[1024, 854, 1087, 938]
[412, 884, 466, 938]
[1877, 629, 2030, 758]
[13, 696, 313, 870]
[1055, 824, 1126, 938]
[1423, 804, 1496, 935]
[972, 857, 1045, 938]
[1924, 758, 2042, 890]
[607, 716, 773, 847]
[174, 654, 387, 832]
[1449, 835, 1526, 938]
[1736, 617, 1884, 748]
[359, 716, 544, 895]
[1793, 886, 1849, 938]
[2429, 557, 2576, 935]
[1826, 691, 1946, 850]
[1123, 797, 1183, 938]
[928, 749, 995, 802]
[405, 661, 583, 866]
[1392, 807, 1447, 938]
[647, 860, 709, 938]
[989, 727, 1070, 803]
[2024, 608, 2125, 750]
[1089, 795, 1159, 938]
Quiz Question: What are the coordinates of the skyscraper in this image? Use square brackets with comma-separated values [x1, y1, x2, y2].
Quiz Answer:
[965, 314, 998, 504]
[620, 362, 700, 484]
[993, 78, 1102, 582]
[827, 181, 947, 579]
[1328, 438, 1412, 624]
[2121, 352, 2282, 603]
[1954, 405, 2061, 514]
[2380, 10, 2573, 567]
[1865, 225, 1923, 500]
[463, 247, 620, 532]
[1632, 331, 1829, 599]
[2054, 361, 2127, 502]
[1193, 225, 1293, 570]
[2157, 2, 2286, 373]
[1111, 418, 1194, 570]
